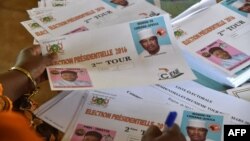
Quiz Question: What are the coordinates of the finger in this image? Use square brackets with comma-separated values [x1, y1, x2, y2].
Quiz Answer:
[145, 125, 162, 136]
[20, 46, 40, 56]
[142, 125, 162, 141]
[168, 124, 186, 141]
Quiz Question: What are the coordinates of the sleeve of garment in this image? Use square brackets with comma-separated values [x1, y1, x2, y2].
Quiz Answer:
[0, 83, 3, 95]
[0, 83, 43, 141]
[0, 83, 13, 111]
[0, 112, 44, 141]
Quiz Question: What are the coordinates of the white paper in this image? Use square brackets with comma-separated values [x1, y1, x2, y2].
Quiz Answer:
[34, 91, 87, 132]
[27, 7, 54, 17]
[39, 15, 195, 90]
[172, 0, 217, 23]
[43, 0, 87, 8]
[31, 0, 166, 36]
[23, 0, 167, 43]
[151, 81, 250, 124]
[62, 90, 228, 141]
[31, 0, 109, 36]
[21, 20, 53, 41]
[174, 3, 250, 87]
[92, 80, 250, 125]
[173, 3, 250, 76]
[34, 90, 69, 116]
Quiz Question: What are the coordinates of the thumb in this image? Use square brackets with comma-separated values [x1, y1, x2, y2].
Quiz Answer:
[159, 124, 186, 141]
[162, 123, 181, 133]
[43, 53, 58, 66]
[141, 125, 162, 141]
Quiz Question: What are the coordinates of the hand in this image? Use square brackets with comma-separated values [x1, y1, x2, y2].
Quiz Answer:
[142, 124, 186, 141]
[14, 46, 58, 83]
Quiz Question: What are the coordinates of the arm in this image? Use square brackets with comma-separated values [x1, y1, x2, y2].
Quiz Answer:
[142, 124, 186, 141]
[0, 46, 57, 101]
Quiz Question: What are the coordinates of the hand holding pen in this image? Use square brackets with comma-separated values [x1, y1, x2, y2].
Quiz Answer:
[141, 111, 186, 141]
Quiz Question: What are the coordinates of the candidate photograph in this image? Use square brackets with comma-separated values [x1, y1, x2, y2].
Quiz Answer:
[49, 68, 92, 88]
[198, 40, 250, 71]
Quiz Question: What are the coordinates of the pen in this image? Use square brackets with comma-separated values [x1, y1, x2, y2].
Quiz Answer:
[165, 111, 177, 128]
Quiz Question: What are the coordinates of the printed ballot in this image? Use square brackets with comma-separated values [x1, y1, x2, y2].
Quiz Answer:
[33, 91, 84, 132]
[30, 0, 165, 37]
[39, 14, 195, 90]
[173, 2, 250, 87]
[35, 81, 250, 138]
[88, 80, 250, 125]
[22, 0, 166, 42]
[60, 90, 228, 141]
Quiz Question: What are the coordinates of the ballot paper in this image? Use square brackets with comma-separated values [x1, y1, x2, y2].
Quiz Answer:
[21, 7, 55, 42]
[35, 80, 250, 140]
[34, 91, 86, 132]
[31, 0, 115, 36]
[21, 20, 53, 41]
[41, 0, 143, 8]
[39, 14, 195, 90]
[31, 0, 162, 36]
[26, 7, 55, 17]
[23, 0, 166, 42]
[89, 80, 250, 125]
[61, 90, 228, 141]
[173, 2, 250, 87]
[151, 81, 250, 124]
[33, 90, 70, 116]
[40, 0, 87, 8]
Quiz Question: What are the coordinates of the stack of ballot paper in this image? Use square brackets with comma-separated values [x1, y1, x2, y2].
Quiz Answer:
[22, 0, 167, 42]
[33, 81, 250, 140]
[172, 1, 250, 87]
[40, 14, 195, 90]
[21, 0, 196, 91]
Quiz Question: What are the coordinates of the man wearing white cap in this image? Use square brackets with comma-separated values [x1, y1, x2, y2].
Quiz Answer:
[137, 28, 161, 56]
[186, 119, 214, 141]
